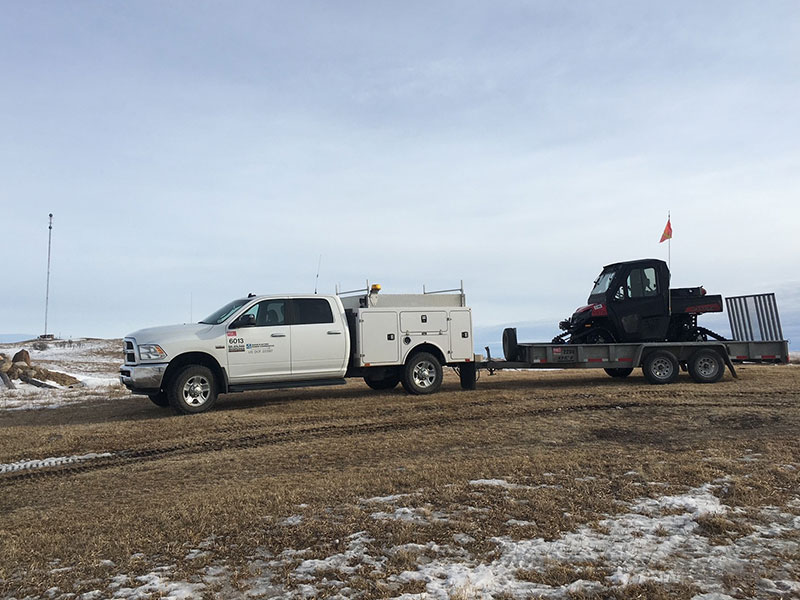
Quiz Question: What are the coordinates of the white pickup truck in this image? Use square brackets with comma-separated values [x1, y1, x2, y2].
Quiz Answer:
[120, 284, 477, 414]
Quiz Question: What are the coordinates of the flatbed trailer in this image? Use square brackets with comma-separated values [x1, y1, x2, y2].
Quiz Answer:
[452, 291, 791, 389]
[467, 338, 789, 387]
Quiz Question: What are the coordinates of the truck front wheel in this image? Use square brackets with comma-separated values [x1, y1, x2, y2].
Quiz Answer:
[604, 368, 633, 378]
[401, 352, 443, 395]
[168, 365, 218, 414]
[642, 351, 679, 385]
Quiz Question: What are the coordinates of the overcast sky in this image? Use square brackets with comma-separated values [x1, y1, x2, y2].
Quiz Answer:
[2, 1, 798, 345]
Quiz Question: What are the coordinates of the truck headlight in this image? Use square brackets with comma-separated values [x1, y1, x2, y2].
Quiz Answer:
[138, 344, 167, 361]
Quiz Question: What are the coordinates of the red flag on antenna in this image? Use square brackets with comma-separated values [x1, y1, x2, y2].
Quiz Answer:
[659, 218, 672, 243]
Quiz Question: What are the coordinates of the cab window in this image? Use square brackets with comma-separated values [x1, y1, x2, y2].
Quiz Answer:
[292, 298, 334, 325]
[626, 268, 658, 298]
[241, 300, 286, 327]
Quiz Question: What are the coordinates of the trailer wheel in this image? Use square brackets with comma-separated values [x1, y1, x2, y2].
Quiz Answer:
[604, 368, 633, 378]
[148, 391, 170, 407]
[688, 349, 725, 384]
[364, 373, 401, 390]
[401, 352, 443, 395]
[642, 351, 679, 385]
[168, 365, 218, 414]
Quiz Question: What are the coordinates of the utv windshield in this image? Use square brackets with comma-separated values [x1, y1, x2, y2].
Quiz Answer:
[590, 268, 617, 296]
[200, 298, 251, 325]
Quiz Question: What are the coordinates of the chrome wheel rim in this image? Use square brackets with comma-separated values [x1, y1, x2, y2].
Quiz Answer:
[183, 375, 211, 406]
[412, 360, 437, 388]
[651, 357, 674, 380]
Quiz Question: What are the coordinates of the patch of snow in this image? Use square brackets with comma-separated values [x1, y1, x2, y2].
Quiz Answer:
[0, 452, 115, 474]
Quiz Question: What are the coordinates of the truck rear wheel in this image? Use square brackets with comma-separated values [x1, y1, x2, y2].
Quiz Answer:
[604, 368, 633, 378]
[688, 349, 725, 383]
[364, 373, 401, 390]
[642, 351, 679, 385]
[401, 352, 443, 395]
[168, 365, 218, 414]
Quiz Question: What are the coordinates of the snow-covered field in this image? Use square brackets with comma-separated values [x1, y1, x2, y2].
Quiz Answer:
[0, 338, 122, 410]
[21, 476, 799, 600]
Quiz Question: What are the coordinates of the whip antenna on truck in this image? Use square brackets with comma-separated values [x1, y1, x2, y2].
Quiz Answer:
[314, 255, 322, 294]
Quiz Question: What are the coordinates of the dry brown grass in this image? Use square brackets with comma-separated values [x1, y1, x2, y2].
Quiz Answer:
[1, 365, 799, 598]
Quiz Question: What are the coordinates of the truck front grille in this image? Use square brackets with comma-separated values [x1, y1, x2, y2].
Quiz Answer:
[123, 338, 138, 365]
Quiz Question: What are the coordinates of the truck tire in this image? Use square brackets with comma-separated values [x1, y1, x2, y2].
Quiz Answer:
[168, 365, 218, 414]
[364, 373, 401, 390]
[604, 368, 633, 378]
[401, 352, 443, 395]
[642, 351, 679, 385]
[688, 349, 725, 384]
[502, 328, 519, 361]
[148, 391, 170, 407]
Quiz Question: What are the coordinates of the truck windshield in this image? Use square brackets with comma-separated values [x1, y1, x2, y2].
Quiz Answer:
[590, 269, 616, 296]
[199, 298, 251, 325]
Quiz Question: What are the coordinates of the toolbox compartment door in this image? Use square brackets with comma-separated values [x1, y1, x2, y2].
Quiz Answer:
[449, 309, 473, 361]
[359, 311, 400, 365]
[400, 311, 448, 334]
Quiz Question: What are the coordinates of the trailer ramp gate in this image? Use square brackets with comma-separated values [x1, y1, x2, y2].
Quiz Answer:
[726, 293, 784, 342]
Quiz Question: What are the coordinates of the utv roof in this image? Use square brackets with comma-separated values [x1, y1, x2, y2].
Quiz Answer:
[602, 258, 668, 270]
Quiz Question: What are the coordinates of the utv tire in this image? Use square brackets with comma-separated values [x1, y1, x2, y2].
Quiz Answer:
[604, 368, 633, 378]
[364, 373, 401, 390]
[401, 352, 443, 395]
[168, 365, 218, 414]
[688, 349, 725, 384]
[642, 351, 679, 385]
[148, 391, 170, 407]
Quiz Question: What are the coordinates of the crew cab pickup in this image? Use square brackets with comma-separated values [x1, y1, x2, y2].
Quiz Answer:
[120, 284, 475, 413]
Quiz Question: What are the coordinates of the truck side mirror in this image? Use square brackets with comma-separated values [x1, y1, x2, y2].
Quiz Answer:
[231, 313, 256, 328]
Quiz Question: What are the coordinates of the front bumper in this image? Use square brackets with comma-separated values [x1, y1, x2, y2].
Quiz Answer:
[119, 363, 168, 395]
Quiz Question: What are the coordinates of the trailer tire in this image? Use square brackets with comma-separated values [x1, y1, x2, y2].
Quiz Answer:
[688, 349, 725, 384]
[364, 373, 401, 390]
[168, 365, 218, 414]
[604, 368, 633, 378]
[148, 391, 170, 407]
[401, 352, 443, 395]
[642, 351, 679, 385]
[502, 328, 519, 361]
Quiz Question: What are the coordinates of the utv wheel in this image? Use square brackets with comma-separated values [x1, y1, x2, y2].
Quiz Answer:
[401, 352, 443, 395]
[168, 365, 218, 414]
[364, 373, 401, 390]
[688, 349, 724, 383]
[642, 351, 679, 385]
[604, 368, 633, 378]
[148, 391, 170, 407]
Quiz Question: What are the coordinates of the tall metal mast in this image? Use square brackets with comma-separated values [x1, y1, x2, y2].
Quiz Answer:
[44, 213, 53, 337]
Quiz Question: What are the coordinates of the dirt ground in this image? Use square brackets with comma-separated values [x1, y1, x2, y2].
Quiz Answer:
[1, 365, 799, 599]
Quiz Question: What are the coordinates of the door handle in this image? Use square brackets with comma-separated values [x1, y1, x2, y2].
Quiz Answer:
[271, 333, 286, 338]
[327, 330, 342, 335]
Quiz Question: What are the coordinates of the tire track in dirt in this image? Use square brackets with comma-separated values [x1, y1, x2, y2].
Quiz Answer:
[4, 398, 786, 485]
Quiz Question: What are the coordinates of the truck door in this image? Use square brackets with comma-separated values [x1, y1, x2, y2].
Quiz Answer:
[611, 266, 670, 341]
[226, 299, 291, 382]
[289, 298, 348, 378]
